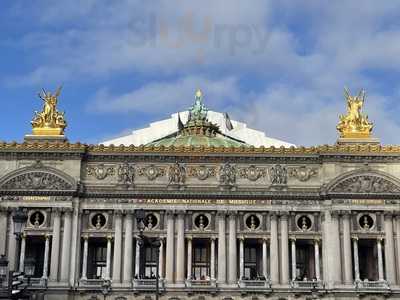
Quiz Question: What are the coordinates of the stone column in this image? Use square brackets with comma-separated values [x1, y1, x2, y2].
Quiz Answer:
[42, 235, 50, 279]
[165, 212, 175, 283]
[324, 211, 342, 286]
[384, 213, 396, 284]
[60, 210, 72, 282]
[112, 211, 123, 283]
[280, 213, 289, 284]
[290, 238, 296, 281]
[210, 238, 216, 281]
[135, 239, 141, 277]
[314, 239, 320, 281]
[159, 238, 164, 279]
[19, 234, 26, 273]
[396, 215, 400, 284]
[106, 236, 112, 280]
[0, 209, 8, 256]
[352, 237, 360, 281]
[123, 212, 133, 283]
[262, 238, 268, 279]
[81, 235, 89, 280]
[377, 238, 384, 281]
[69, 201, 81, 287]
[228, 213, 237, 284]
[49, 209, 61, 281]
[187, 237, 192, 280]
[7, 214, 16, 270]
[175, 212, 185, 284]
[342, 212, 353, 284]
[239, 237, 244, 280]
[217, 212, 226, 284]
[270, 213, 279, 284]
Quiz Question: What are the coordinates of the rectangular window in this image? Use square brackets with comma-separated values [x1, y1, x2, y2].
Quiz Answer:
[244, 245, 258, 280]
[144, 246, 157, 279]
[192, 240, 210, 280]
[87, 240, 107, 280]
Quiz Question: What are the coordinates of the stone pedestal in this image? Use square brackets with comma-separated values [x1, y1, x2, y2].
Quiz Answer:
[24, 135, 67, 143]
[336, 137, 380, 145]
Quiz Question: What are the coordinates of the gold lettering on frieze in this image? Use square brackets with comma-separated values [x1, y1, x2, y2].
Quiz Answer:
[22, 196, 51, 201]
[351, 199, 384, 205]
[138, 199, 270, 205]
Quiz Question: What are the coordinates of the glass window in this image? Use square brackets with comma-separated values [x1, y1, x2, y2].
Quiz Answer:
[192, 241, 210, 280]
[144, 246, 157, 279]
[87, 240, 107, 279]
[244, 246, 258, 280]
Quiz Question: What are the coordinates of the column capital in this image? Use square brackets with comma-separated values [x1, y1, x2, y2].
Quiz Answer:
[377, 237, 384, 243]
[176, 210, 186, 217]
[165, 210, 175, 217]
[44, 234, 50, 240]
[331, 210, 340, 218]
[114, 210, 123, 217]
[262, 237, 269, 243]
[289, 237, 296, 242]
[187, 236, 193, 241]
[52, 207, 62, 215]
[238, 236, 245, 241]
[62, 207, 73, 214]
[216, 211, 227, 217]
[280, 211, 289, 220]
[351, 235, 359, 241]
[82, 234, 89, 240]
[107, 235, 113, 241]
[228, 211, 238, 218]
[339, 210, 352, 217]
[210, 236, 216, 241]
[270, 212, 278, 220]
[383, 211, 394, 219]
[314, 238, 321, 244]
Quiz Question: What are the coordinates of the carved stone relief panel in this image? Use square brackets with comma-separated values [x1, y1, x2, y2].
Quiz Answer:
[187, 165, 216, 180]
[288, 166, 318, 182]
[86, 164, 115, 180]
[331, 175, 400, 193]
[1, 172, 73, 190]
[269, 164, 287, 185]
[117, 162, 135, 186]
[137, 165, 165, 181]
[239, 165, 267, 182]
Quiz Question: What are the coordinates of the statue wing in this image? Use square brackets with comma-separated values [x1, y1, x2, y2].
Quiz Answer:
[55, 85, 63, 98]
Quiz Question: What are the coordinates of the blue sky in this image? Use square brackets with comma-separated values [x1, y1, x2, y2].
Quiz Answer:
[1, 1, 400, 146]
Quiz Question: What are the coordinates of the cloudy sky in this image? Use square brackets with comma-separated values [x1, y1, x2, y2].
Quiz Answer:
[1, 1, 400, 146]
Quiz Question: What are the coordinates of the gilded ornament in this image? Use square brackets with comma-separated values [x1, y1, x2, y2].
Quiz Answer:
[31, 86, 67, 136]
[336, 88, 373, 138]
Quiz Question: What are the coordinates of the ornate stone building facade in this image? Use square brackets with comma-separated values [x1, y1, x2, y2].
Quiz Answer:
[1, 89, 400, 300]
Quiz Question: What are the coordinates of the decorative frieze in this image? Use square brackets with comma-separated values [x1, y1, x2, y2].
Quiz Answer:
[269, 164, 287, 185]
[1, 172, 73, 190]
[117, 162, 135, 186]
[219, 163, 236, 186]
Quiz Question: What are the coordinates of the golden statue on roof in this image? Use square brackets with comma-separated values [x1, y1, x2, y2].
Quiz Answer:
[31, 86, 67, 136]
[337, 87, 373, 138]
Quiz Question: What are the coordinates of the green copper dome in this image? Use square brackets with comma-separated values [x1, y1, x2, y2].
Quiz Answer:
[146, 90, 248, 148]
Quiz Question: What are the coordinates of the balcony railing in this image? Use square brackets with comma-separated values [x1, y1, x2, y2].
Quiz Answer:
[133, 278, 165, 290]
[355, 279, 389, 290]
[239, 279, 271, 288]
[186, 278, 216, 288]
[291, 280, 324, 289]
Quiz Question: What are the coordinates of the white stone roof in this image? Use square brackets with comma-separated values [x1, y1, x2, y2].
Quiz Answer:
[102, 110, 295, 147]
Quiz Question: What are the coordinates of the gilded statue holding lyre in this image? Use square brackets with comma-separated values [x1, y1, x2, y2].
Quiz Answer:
[31, 86, 67, 136]
[336, 87, 373, 138]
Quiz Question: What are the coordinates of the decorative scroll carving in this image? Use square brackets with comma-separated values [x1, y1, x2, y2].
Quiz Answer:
[168, 162, 186, 185]
[1, 172, 73, 190]
[138, 165, 165, 181]
[86, 164, 115, 180]
[288, 166, 318, 182]
[117, 162, 135, 186]
[269, 164, 287, 185]
[239, 165, 266, 181]
[331, 175, 400, 193]
[219, 163, 236, 186]
[188, 166, 216, 180]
